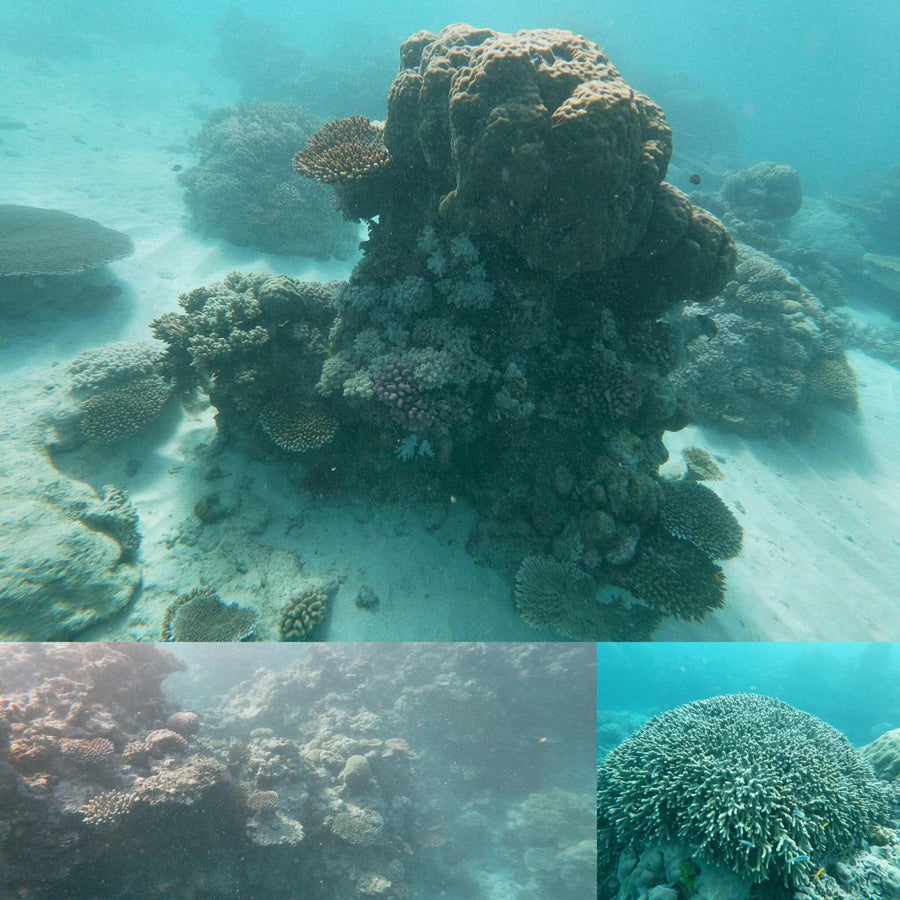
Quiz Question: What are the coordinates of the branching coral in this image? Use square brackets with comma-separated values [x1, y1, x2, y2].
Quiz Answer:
[598, 694, 887, 886]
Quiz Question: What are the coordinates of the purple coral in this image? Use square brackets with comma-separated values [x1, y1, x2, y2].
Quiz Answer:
[372, 358, 432, 428]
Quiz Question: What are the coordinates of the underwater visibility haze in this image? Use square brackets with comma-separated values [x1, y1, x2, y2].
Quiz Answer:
[1, 0, 899, 642]
[0, 641, 597, 899]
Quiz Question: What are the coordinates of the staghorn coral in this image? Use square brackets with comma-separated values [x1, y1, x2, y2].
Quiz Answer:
[81, 789, 137, 825]
[279, 586, 331, 641]
[161, 586, 259, 642]
[78, 376, 171, 443]
[658, 479, 743, 560]
[259, 398, 338, 452]
[597, 694, 887, 886]
[179, 101, 358, 258]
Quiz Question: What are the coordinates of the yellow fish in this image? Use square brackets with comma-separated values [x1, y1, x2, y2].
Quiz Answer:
[812, 867, 825, 882]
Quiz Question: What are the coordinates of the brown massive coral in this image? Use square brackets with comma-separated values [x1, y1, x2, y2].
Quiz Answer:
[301, 23, 732, 287]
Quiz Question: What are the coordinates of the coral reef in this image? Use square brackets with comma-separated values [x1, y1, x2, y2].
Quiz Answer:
[259, 398, 338, 452]
[672, 243, 858, 435]
[68, 341, 163, 392]
[161, 585, 259, 642]
[597, 694, 887, 887]
[0, 204, 134, 315]
[178, 101, 359, 258]
[657, 479, 743, 560]
[514, 556, 661, 640]
[151, 272, 343, 451]
[154, 24, 740, 638]
[681, 446, 724, 481]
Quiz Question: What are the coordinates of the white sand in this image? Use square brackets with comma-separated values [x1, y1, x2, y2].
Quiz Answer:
[2, 42, 898, 642]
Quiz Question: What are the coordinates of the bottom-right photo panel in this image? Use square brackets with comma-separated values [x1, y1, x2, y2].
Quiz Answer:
[597, 643, 900, 900]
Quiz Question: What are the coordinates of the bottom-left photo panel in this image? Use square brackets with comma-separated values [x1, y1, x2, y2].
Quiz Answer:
[0, 642, 597, 900]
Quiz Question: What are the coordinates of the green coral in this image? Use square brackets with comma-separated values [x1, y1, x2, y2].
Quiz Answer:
[597, 693, 887, 886]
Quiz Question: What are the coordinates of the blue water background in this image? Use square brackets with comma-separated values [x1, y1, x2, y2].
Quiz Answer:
[3, 0, 897, 186]
[598, 642, 900, 747]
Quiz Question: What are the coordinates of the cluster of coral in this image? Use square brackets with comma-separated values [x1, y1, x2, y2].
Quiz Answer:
[597, 694, 889, 899]
[0, 642, 595, 899]
[151, 24, 743, 638]
[672, 242, 857, 434]
[178, 101, 359, 259]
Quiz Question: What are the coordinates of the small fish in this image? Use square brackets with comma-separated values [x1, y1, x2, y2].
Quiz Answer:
[689, 173, 702, 185]
[792, 809, 806, 818]
[812, 867, 825, 882]
[821, 821, 828, 828]
[737, 839, 755, 848]
[788, 854, 810, 865]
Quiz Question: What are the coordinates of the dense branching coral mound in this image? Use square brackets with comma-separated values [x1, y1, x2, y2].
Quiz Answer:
[179, 101, 359, 259]
[597, 694, 887, 886]
[658, 479, 743, 560]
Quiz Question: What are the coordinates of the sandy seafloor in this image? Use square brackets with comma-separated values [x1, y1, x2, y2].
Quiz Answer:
[2, 42, 898, 642]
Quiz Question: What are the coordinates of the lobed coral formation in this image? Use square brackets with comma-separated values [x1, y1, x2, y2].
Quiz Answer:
[279, 586, 331, 641]
[178, 101, 358, 258]
[597, 694, 887, 886]
[161, 586, 259, 642]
